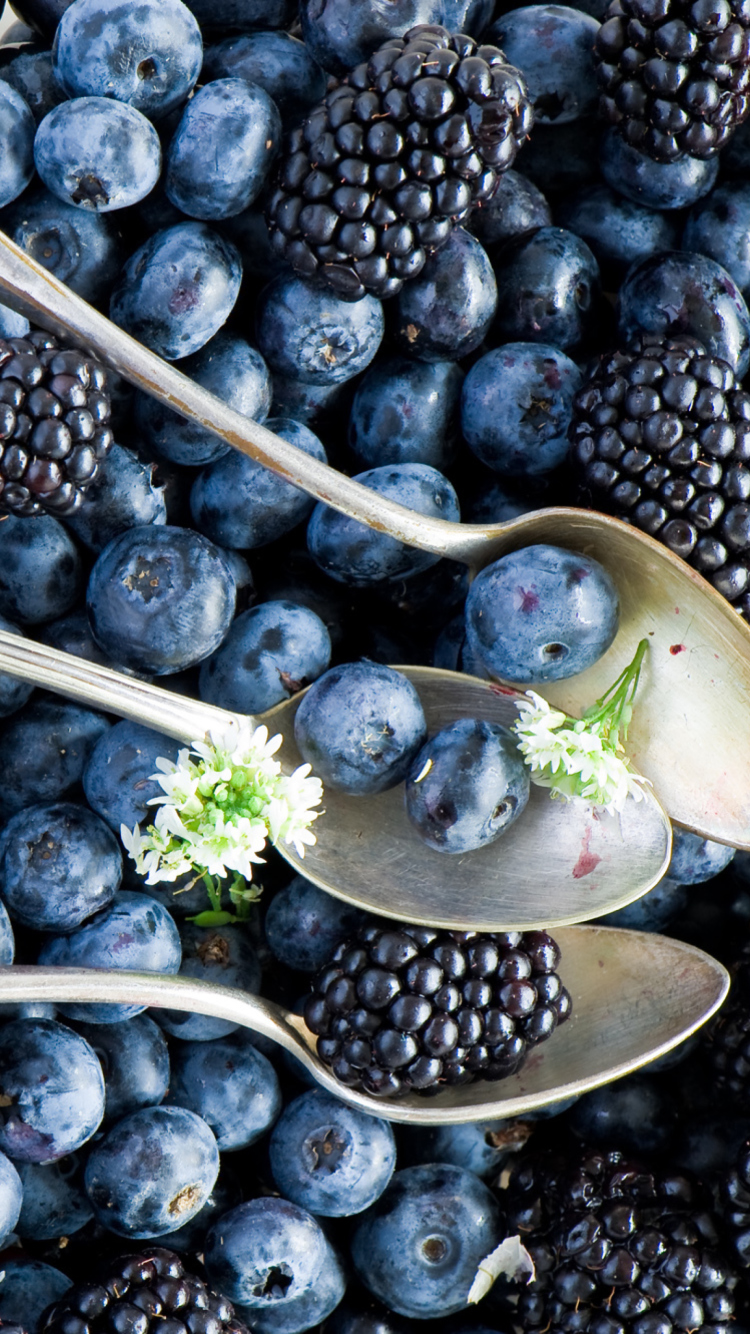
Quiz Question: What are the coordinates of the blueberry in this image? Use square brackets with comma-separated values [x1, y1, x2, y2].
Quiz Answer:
[73, 1014, 170, 1124]
[83, 719, 181, 833]
[597, 875, 688, 930]
[41, 610, 149, 677]
[166, 1030, 282, 1151]
[307, 463, 460, 586]
[34, 96, 162, 211]
[202, 31, 327, 125]
[63, 442, 167, 552]
[460, 343, 582, 478]
[0, 615, 33, 718]
[569, 1073, 677, 1154]
[0, 183, 126, 303]
[256, 273, 385, 385]
[599, 127, 719, 210]
[0, 697, 109, 816]
[465, 544, 620, 683]
[294, 660, 427, 795]
[350, 1163, 504, 1319]
[0, 1259, 72, 1332]
[86, 523, 236, 674]
[190, 417, 326, 548]
[264, 873, 368, 973]
[134, 331, 272, 468]
[166, 78, 282, 219]
[17, 1156, 93, 1239]
[161, 1164, 243, 1255]
[268, 1090, 396, 1217]
[83, 1104, 220, 1238]
[152, 920, 261, 1041]
[462, 477, 537, 525]
[0, 80, 35, 209]
[298, 0, 483, 73]
[0, 800, 122, 934]
[492, 226, 601, 352]
[349, 357, 464, 471]
[184, 0, 296, 33]
[5, 0, 73, 42]
[487, 5, 600, 124]
[199, 599, 332, 714]
[618, 250, 750, 377]
[682, 182, 750, 305]
[0, 303, 30, 339]
[204, 1196, 347, 1327]
[52, 0, 202, 119]
[667, 828, 736, 884]
[391, 229, 497, 363]
[0, 1017, 105, 1162]
[405, 718, 530, 853]
[0, 513, 83, 625]
[399, 1119, 527, 1179]
[466, 169, 552, 250]
[0, 47, 66, 124]
[37, 891, 182, 1023]
[110, 221, 243, 360]
[0, 900, 14, 967]
[556, 184, 681, 288]
[0, 1151, 22, 1242]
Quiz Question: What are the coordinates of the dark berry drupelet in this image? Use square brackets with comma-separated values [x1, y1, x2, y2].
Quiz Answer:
[40, 1246, 250, 1333]
[303, 922, 571, 1096]
[0, 328, 112, 518]
[595, 0, 750, 163]
[702, 943, 750, 1099]
[718, 1138, 750, 1270]
[505, 1144, 740, 1334]
[267, 24, 534, 300]
[569, 336, 750, 621]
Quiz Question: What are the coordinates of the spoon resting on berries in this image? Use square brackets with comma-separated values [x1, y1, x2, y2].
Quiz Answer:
[0, 232, 748, 850]
[0, 925, 728, 1124]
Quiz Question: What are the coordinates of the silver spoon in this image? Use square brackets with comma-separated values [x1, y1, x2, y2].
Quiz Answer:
[0, 632, 671, 931]
[0, 926, 728, 1124]
[0, 232, 748, 850]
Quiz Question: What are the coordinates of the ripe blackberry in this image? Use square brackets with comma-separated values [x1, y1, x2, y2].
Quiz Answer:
[702, 943, 750, 1099]
[0, 329, 112, 519]
[505, 1144, 739, 1334]
[594, 0, 750, 162]
[267, 24, 533, 301]
[303, 922, 571, 1097]
[40, 1246, 250, 1334]
[569, 336, 750, 622]
[717, 1138, 750, 1270]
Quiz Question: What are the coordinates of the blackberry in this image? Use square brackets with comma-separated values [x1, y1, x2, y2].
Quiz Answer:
[569, 336, 750, 622]
[0, 329, 112, 519]
[702, 943, 750, 1099]
[594, 0, 750, 162]
[267, 24, 533, 301]
[504, 1144, 740, 1334]
[718, 1138, 750, 1270]
[40, 1246, 250, 1334]
[303, 921, 571, 1097]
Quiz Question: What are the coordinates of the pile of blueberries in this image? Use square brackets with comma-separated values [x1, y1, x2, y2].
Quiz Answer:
[1, 0, 750, 1329]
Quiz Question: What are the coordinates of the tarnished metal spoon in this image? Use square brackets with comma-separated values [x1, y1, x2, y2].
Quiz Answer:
[0, 231, 748, 848]
[0, 927, 729, 1124]
[0, 632, 671, 931]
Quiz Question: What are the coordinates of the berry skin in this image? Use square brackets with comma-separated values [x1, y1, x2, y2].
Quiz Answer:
[404, 718, 530, 853]
[74, 1014, 170, 1125]
[268, 1089, 396, 1217]
[293, 660, 427, 796]
[464, 544, 620, 683]
[166, 1031, 282, 1152]
[0, 698, 110, 817]
[166, 79, 282, 220]
[268, 25, 533, 299]
[153, 921, 262, 1042]
[83, 720, 181, 833]
[264, 874, 369, 973]
[86, 524, 237, 675]
[569, 336, 750, 620]
[203, 30, 328, 125]
[599, 125, 719, 208]
[109, 222, 243, 360]
[34, 96, 162, 212]
[0, 80, 35, 209]
[52, 0, 203, 119]
[17, 1158, 92, 1241]
[0, 800, 122, 933]
[0, 1152, 22, 1244]
[0, 1017, 105, 1163]
[667, 827, 736, 882]
[1, 186, 125, 305]
[349, 356, 463, 470]
[491, 226, 602, 352]
[305, 921, 569, 1095]
[391, 228, 498, 363]
[83, 1106, 220, 1239]
[199, 600, 332, 715]
[350, 1163, 504, 1319]
[0, 1258, 72, 1330]
[255, 273, 385, 384]
[556, 183, 681, 286]
[487, 4, 600, 124]
[63, 443, 167, 554]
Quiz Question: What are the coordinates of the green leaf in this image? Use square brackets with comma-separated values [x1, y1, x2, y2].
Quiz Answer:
[187, 909, 238, 927]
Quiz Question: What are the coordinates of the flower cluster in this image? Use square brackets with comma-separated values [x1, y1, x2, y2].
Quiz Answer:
[511, 640, 651, 816]
[120, 720, 324, 890]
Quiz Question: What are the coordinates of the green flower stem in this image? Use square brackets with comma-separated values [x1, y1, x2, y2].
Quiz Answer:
[579, 637, 649, 748]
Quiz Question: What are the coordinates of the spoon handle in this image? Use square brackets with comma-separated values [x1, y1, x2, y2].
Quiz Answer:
[0, 630, 241, 744]
[0, 964, 306, 1057]
[0, 229, 464, 560]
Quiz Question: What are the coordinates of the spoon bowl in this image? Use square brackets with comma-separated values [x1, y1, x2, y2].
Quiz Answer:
[0, 231, 749, 847]
[0, 926, 728, 1124]
[0, 632, 671, 930]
